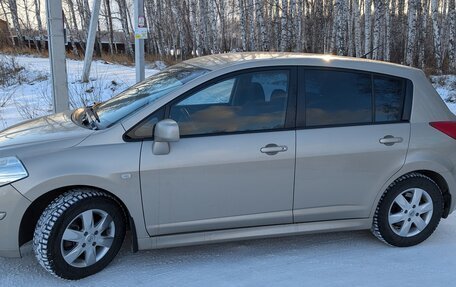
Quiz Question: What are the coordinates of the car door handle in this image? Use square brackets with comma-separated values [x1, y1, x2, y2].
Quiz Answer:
[260, 144, 288, 155]
[379, 135, 403, 146]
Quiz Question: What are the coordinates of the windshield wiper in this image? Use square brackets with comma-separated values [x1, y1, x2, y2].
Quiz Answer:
[80, 105, 100, 130]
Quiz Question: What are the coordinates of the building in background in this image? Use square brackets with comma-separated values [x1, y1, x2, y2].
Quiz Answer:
[0, 19, 9, 45]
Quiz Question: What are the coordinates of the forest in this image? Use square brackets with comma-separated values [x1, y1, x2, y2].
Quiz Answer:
[0, 0, 455, 74]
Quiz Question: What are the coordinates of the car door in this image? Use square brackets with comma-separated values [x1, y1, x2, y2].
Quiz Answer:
[139, 67, 297, 236]
[293, 68, 412, 222]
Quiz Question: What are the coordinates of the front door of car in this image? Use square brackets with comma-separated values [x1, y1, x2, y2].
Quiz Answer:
[293, 68, 412, 222]
[139, 68, 297, 236]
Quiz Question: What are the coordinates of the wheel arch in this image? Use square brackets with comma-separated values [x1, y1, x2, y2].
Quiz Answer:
[19, 185, 138, 251]
[414, 170, 451, 218]
[371, 169, 452, 219]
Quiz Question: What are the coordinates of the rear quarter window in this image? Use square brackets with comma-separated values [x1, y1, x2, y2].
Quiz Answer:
[374, 76, 406, 122]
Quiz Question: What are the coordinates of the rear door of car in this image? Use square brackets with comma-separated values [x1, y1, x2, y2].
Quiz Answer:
[293, 67, 412, 222]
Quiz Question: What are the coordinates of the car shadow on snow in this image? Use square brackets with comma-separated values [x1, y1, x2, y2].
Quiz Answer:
[4, 221, 452, 286]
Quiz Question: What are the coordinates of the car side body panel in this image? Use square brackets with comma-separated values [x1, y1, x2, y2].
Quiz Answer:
[140, 131, 296, 236]
[294, 123, 410, 222]
[11, 125, 150, 240]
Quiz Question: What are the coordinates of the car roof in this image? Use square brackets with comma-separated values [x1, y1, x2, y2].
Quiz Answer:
[183, 52, 422, 74]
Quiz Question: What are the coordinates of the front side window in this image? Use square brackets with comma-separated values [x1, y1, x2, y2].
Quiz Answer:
[169, 70, 290, 136]
[305, 69, 373, 127]
[90, 63, 209, 129]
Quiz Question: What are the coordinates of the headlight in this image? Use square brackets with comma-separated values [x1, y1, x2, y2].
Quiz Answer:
[0, 156, 28, 186]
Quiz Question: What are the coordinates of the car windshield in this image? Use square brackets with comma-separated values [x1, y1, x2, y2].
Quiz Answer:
[86, 63, 209, 129]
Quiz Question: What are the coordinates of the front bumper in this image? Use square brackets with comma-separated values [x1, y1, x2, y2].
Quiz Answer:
[0, 184, 31, 257]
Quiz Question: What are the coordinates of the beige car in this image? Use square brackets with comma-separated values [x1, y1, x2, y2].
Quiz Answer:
[0, 53, 455, 279]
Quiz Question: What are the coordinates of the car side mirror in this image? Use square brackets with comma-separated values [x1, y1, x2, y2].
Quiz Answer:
[153, 119, 180, 155]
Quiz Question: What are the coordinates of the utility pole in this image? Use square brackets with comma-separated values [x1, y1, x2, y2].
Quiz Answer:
[82, 0, 102, 83]
[46, 0, 69, 113]
[134, 0, 146, 82]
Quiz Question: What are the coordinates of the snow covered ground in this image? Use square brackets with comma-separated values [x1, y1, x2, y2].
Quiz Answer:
[0, 55, 158, 129]
[431, 74, 456, 114]
[0, 55, 455, 286]
[2, 214, 456, 286]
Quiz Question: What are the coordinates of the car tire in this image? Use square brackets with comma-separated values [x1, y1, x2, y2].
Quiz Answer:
[372, 173, 444, 247]
[33, 189, 126, 280]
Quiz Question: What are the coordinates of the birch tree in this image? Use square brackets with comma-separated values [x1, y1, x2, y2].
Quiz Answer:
[255, 0, 267, 51]
[248, 0, 255, 50]
[280, 0, 288, 51]
[0, 0, 452, 74]
[103, 0, 114, 55]
[373, 0, 384, 60]
[33, 0, 45, 51]
[384, 0, 391, 61]
[115, 0, 133, 56]
[353, 0, 362, 57]
[334, 0, 345, 55]
[0, 0, 14, 46]
[7, 0, 23, 46]
[296, 0, 304, 52]
[239, 0, 247, 51]
[364, 0, 372, 57]
[405, 0, 418, 66]
[448, 0, 455, 72]
[431, 0, 443, 72]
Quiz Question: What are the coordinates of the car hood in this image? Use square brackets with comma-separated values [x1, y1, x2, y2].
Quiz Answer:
[0, 111, 94, 150]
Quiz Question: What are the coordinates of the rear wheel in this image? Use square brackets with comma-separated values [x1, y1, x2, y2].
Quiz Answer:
[372, 173, 443, 247]
[33, 189, 126, 280]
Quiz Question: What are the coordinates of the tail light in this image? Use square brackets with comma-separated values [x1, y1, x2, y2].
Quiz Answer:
[430, 122, 456, 140]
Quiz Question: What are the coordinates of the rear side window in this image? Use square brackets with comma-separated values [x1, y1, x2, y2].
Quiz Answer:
[374, 76, 405, 122]
[304, 70, 372, 127]
[299, 68, 411, 128]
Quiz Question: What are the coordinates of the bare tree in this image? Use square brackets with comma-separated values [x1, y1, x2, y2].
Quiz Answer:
[247, 0, 255, 50]
[239, 0, 247, 51]
[364, 0, 372, 57]
[373, 0, 384, 59]
[280, 0, 288, 51]
[103, 0, 114, 55]
[0, 0, 15, 46]
[384, 0, 391, 61]
[0, 0, 451, 74]
[448, 0, 455, 72]
[115, 0, 133, 56]
[405, 0, 418, 66]
[353, 0, 362, 57]
[256, 0, 267, 51]
[334, 0, 345, 55]
[33, 0, 45, 51]
[7, 0, 24, 46]
[431, 0, 443, 72]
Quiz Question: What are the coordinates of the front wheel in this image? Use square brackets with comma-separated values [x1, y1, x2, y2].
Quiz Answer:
[372, 173, 444, 247]
[33, 189, 126, 280]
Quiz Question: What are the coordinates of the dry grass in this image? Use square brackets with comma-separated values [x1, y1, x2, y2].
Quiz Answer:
[0, 56, 26, 86]
[0, 45, 188, 69]
[0, 46, 49, 57]
[100, 53, 134, 66]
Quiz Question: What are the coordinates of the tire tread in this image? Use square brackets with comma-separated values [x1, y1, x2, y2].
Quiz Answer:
[33, 189, 115, 279]
[371, 172, 442, 246]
